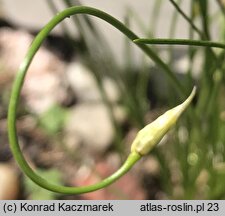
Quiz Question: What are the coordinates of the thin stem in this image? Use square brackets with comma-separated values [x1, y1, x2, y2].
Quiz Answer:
[134, 38, 225, 50]
[168, 0, 204, 38]
[9, 5, 184, 194]
[47, 1, 68, 34]
[14, 140, 140, 194]
[199, 0, 211, 40]
[169, 0, 218, 62]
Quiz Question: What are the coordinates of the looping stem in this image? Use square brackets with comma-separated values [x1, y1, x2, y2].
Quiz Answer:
[7, 5, 210, 195]
[7, 6, 148, 195]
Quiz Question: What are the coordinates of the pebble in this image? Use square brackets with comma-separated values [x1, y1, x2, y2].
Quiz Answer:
[0, 164, 19, 200]
[66, 62, 120, 103]
[64, 103, 126, 155]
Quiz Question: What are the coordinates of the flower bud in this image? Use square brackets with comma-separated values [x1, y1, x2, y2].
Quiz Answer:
[131, 87, 196, 156]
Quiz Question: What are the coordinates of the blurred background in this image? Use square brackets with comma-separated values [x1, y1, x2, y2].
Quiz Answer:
[0, 0, 225, 199]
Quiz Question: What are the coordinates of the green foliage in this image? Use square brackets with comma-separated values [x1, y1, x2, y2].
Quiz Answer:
[38, 105, 68, 135]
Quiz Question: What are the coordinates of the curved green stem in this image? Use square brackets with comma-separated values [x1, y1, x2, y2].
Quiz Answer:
[8, 5, 199, 195]
[7, 6, 146, 195]
[133, 38, 225, 49]
[12, 137, 140, 194]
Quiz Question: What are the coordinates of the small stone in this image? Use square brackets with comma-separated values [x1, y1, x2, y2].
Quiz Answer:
[66, 62, 120, 103]
[0, 164, 20, 200]
[0, 28, 67, 114]
[64, 103, 125, 155]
